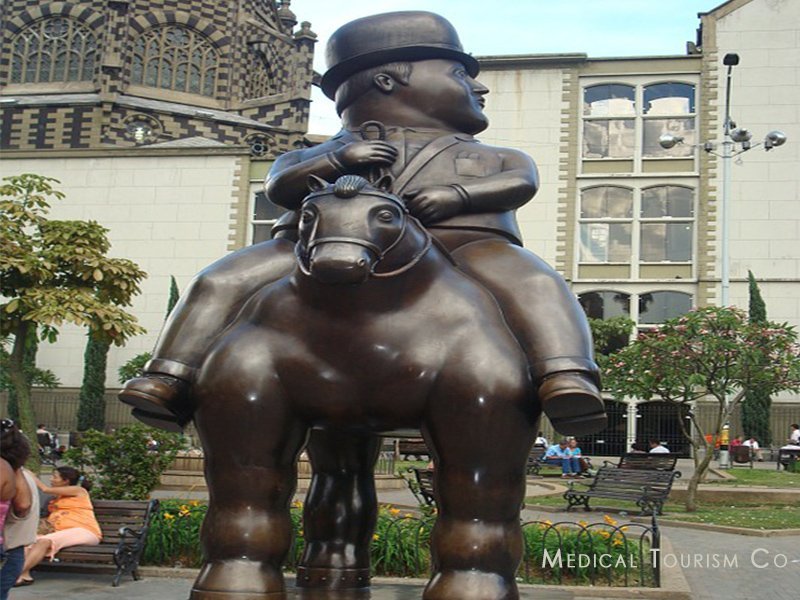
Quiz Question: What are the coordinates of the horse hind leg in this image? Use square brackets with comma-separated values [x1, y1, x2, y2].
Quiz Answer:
[297, 429, 382, 591]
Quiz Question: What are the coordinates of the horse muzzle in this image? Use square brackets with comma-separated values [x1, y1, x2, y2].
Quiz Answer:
[307, 244, 373, 285]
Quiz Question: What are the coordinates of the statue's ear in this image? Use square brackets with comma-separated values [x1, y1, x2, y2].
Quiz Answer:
[374, 174, 394, 192]
[307, 174, 328, 192]
[373, 73, 395, 94]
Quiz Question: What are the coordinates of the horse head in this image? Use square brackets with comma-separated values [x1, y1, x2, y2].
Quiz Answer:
[296, 174, 431, 285]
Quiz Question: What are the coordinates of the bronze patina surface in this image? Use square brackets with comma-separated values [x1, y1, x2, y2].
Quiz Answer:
[120, 11, 606, 599]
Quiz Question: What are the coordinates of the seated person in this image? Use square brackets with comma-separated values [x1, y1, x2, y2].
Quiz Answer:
[629, 442, 648, 454]
[648, 439, 670, 454]
[544, 438, 581, 478]
[742, 436, 764, 461]
[16, 467, 101, 586]
[787, 423, 800, 447]
[533, 432, 548, 447]
[729, 435, 744, 448]
[567, 438, 592, 476]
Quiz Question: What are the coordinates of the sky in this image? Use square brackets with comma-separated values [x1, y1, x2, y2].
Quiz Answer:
[291, 0, 723, 133]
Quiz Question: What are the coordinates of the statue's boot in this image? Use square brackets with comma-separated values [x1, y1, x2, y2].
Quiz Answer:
[118, 374, 192, 431]
[538, 371, 607, 436]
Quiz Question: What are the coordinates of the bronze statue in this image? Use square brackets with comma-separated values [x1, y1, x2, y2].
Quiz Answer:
[119, 11, 607, 599]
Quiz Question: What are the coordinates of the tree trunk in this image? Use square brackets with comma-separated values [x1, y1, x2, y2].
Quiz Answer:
[685, 443, 714, 512]
[8, 321, 41, 472]
[77, 334, 110, 432]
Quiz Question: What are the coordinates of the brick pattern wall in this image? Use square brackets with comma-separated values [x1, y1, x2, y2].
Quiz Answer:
[0, 0, 314, 156]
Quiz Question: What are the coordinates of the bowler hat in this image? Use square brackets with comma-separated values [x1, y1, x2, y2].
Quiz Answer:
[321, 11, 479, 99]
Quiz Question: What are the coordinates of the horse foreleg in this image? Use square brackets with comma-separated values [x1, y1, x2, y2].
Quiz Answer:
[424, 388, 536, 600]
[190, 379, 307, 600]
[298, 429, 381, 590]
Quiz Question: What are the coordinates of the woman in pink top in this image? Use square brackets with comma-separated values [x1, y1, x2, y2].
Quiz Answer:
[16, 466, 101, 586]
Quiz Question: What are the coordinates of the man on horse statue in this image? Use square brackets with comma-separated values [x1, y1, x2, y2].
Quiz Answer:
[120, 10, 606, 438]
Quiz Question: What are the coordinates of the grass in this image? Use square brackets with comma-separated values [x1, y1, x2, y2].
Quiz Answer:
[710, 467, 800, 488]
[525, 488, 800, 530]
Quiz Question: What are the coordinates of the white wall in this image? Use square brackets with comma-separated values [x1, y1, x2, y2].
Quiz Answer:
[713, 0, 800, 328]
[1, 154, 240, 387]
[479, 68, 565, 264]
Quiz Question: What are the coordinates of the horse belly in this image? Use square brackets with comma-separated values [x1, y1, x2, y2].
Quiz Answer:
[280, 344, 435, 431]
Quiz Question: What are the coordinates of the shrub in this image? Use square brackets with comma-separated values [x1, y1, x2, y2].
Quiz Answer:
[64, 424, 186, 499]
[142, 499, 207, 568]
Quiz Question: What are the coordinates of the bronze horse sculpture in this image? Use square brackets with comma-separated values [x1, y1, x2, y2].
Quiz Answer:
[189, 175, 538, 599]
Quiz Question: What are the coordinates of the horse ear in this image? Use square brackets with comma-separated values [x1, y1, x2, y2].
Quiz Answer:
[374, 174, 394, 192]
[307, 174, 328, 192]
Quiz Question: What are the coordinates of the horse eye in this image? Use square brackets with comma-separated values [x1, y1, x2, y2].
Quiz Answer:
[301, 210, 316, 224]
[376, 210, 396, 223]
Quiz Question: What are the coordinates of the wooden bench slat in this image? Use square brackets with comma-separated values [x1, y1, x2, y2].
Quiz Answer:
[564, 465, 681, 515]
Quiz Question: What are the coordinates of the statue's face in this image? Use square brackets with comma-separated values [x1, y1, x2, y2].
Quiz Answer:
[399, 59, 489, 134]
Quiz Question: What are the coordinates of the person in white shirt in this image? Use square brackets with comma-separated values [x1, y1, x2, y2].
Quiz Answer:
[742, 436, 764, 461]
[648, 439, 670, 454]
[533, 432, 548, 447]
[789, 424, 800, 446]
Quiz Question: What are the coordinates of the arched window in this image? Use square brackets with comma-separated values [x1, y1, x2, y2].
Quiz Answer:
[10, 17, 96, 84]
[131, 26, 218, 97]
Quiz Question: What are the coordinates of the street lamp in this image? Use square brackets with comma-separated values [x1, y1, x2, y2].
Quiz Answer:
[658, 53, 786, 307]
[659, 53, 787, 468]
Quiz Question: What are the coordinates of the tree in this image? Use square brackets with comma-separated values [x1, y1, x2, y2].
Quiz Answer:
[602, 307, 800, 511]
[0, 174, 147, 461]
[1, 332, 59, 419]
[741, 271, 772, 444]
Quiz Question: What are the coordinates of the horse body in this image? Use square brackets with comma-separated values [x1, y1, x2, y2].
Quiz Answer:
[189, 176, 538, 600]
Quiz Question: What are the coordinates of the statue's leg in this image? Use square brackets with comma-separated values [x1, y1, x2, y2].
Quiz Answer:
[119, 238, 296, 431]
[190, 341, 307, 599]
[423, 361, 536, 600]
[298, 429, 381, 591]
[445, 235, 606, 436]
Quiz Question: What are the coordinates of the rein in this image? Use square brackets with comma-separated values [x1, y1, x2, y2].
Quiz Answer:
[296, 195, 434, 280]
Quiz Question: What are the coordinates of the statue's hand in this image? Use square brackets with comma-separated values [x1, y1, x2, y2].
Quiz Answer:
[403, 186, 465, 225]
[334, 141, 398, 168]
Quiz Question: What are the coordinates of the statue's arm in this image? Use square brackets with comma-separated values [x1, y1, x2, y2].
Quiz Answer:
[403, 148, 539, 225]
[265, 140, 398, 209]
[459, 149, 539, 213]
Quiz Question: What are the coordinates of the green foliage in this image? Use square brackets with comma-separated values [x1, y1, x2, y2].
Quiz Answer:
[167, 275, 180, 316]
[0, 173, 147, 345]
[742, 271, 771, 444]
[604, 307, 800, 407]
[141, 499, 207, 568]
[589, 316, 635, 357]
[118, 351, 152, 384]
[1, 174, 146, 446]
[77, 335, 110, 431]
[64, 424, 186, 500]
[1, 333, 59, 419]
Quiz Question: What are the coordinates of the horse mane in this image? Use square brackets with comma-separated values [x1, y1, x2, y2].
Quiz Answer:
[332, 175, 370, 198]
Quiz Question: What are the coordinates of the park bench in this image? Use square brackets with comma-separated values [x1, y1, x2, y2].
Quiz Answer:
[406, 467, 436, 506]
[777, 447, 800, 471]
[526, 446, 564, 476]
[730, 445, 754, 468]
[563, 465, 681, 515]
[397, 438, 430, 460]
[605, 452, 680, 471]
[36, 499, 159, 586]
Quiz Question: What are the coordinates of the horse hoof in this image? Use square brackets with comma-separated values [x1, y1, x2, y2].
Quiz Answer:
[539, 372, 607, 435]
[296, 566, 371, 590]
[424, 570, 518, 600]
[191, 560, 284, 598]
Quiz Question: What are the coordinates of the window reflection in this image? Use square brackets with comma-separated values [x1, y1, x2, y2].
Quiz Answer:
[583, 119, 635, 158]
[579, 291, 631, 320]
[644, 83, 695, 115]
[640, 223, 692, 262]
[580, 223, 632, 263]
[584, 84, 636, 116]
[643, 118, 696, 157]
[581, 186, 633, 218]
[638, 292, 692, 324]
[252, 191, 287, 244]
[641, 186, 694, 218]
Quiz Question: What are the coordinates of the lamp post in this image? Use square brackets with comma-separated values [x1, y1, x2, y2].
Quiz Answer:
[658, 53, 787, 469]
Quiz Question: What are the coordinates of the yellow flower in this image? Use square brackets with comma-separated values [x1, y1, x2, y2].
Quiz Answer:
[189, 500, 200, 507]
[612, 538, 624, 547]
[404, 513, 414, 519]
[578, 520, 589, 528]
[603, 514, 618, 526]
[373, 534, 380, 541]
[164, 512, 175, 520]
[620, 526, 629, 532]
[292, 500, 303, 509]
[598, 530, 611, 539]
[389, 508, 401, 516]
